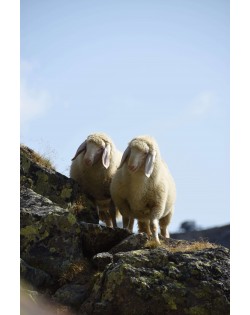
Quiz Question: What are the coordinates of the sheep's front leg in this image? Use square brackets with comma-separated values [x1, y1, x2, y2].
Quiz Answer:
[150, 219, 160, 244]
[98, 207, 112, 227]
[109, 200, 117, 228]
[121, 215, 133, 232]
[118, 200, 132, 231]
[138, 220, 151, 236]
[159, 209, 173, 238]
[128, 216, 134, 232]
[122, 215, 130, 229]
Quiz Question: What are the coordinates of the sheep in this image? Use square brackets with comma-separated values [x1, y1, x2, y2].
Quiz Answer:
[110, 135, 176, 243]
[70, 132, 122, 227]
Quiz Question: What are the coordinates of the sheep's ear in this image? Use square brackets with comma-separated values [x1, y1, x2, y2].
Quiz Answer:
[145, 150, 156, 178]
[102, 143, 111, 169]
[118, 146, 131, 169]
[71, 141, 87, 161]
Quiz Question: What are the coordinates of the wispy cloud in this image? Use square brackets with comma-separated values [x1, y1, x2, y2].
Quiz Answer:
[20, 60, 51, 125]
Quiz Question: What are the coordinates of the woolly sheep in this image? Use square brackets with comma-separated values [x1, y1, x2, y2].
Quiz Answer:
[110, 135, 176, 243]
[70, 132, 122, 227]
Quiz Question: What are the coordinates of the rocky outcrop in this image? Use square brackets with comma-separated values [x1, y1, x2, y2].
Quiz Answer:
[82, 246, 229, 315]
[21, 145, 78, 208]
[20, 145, 230, 315]
[20, 144, 98, 223]
[21, 187, 85, 280]
[21, 187, 131, 280]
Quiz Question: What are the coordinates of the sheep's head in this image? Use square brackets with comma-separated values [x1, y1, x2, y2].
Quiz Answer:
[71, 134, 111, 169]
[119, 136, 157, 178]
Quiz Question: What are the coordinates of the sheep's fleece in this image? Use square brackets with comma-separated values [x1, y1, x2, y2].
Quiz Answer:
[110, 135, 176, 243]
[70, 133, 122, 227]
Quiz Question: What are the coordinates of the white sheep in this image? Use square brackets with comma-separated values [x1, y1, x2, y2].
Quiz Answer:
[110, 135, 176, 243]
[70, 132, 122, 227]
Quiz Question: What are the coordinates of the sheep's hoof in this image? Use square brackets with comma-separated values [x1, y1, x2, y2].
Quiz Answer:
[150, 235, 161, 243]
[145, 238, 161, 248]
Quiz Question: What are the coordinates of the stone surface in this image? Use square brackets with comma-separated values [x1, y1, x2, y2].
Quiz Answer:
[20, 187, 131, 279]
[109, 232, 149, 254]
[21, 145, 78, 208]
[21, 145, 98, 223]
[54, 284, 90, 308]
[81, 223, 132, 257]
[81, 247, 230, 315]
[20, 187, 84, 278]
[21, 259, 54, 290]
[92, 253, 113, 271]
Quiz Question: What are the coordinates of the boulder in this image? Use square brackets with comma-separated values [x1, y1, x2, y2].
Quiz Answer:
[21, 186, 85, 278]
[81, 246, 229, 315]
[20, 187, 131, 279]
[20, 259, 54, 290]
[20, 145, 98, 223]
[81, 223, 132, 257]
[54, 284, 90, 308]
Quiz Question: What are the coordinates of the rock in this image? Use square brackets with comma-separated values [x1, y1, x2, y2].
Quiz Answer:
[21, 259, 54, 290]
[20, 186, 131, 278]
[81, 246, 230, 315]
[92, 253, 113, 271]
[109, 233, 149, 254]
[80, 223, 132, 257]
[54, 284, 90, 308]
[20, 145, 78, 208]
[20, 186, 84, 278]
[71, 198, 99, 224]
[20, 145, 98, 223]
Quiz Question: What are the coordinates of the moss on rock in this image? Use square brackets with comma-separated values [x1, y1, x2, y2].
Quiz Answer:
[81, 247, 229, 315]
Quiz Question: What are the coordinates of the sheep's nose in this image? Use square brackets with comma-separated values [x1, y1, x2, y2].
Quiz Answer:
[128, 164, 136, 172]
[85, 158, 92, 166]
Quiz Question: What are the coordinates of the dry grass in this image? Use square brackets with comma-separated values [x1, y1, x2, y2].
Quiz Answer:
[69, 195, 87, 213]
[145, 239, 218, 252]
[68, 194, 94, 219]
[58, 260, 91, 285]
[21, 144, 56, 171]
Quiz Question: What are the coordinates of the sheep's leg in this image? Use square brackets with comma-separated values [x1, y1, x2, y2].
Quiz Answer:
[96, 205, 100, 217]
[109, 200, 117, 228]
[105, 217, 113, 227]
[159, 210, 173, 238]
[128, 217, 134, 232]
[138, 220, 151, 236]
[99, 209, 112, 227]
[105, 213, 113, 227]
[150, 219, 160, 244]
[122, 215, 130, 229]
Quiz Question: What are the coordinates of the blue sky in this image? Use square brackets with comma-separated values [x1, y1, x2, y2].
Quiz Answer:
[20, 0, 230, 232]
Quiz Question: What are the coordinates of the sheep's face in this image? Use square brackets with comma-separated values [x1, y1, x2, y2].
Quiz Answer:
[72, 134, 112, 169]
[83, 141, 103, 166]
[84, 141, 111, 169]
[128, 146, 149, 173]
[119, 138, 157, 177]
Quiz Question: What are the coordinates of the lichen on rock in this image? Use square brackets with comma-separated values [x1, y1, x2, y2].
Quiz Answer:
[81, 246, 229, 315]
